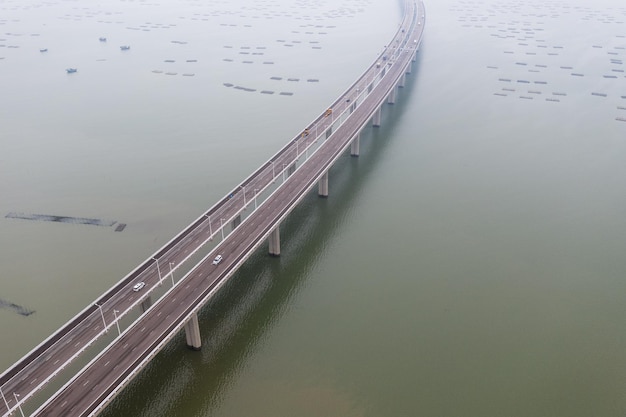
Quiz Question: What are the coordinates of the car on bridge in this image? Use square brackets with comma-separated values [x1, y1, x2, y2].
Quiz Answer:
[132, 282, 145, 292]
[212, 255, 223, 265]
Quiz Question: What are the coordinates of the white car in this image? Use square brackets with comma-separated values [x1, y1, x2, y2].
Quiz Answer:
[212, 255, 223, 265]
[132, 282, 145, 292]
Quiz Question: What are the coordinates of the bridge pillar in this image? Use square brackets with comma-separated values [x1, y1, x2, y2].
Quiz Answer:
[350, 132, 360, 157]
[231, 214, 241, 230]
[406, 61, 412, 74]
[318, 171, 329, 197]
[372, 106, 382, 127]
[184, 313, 202, 351]
[398, 73, 406, 88]
[269, 227, 281, 256]
[388, 87, 397, 104]
[325, 126, 333, 138]
[141, 296, 153, 313]
[413, 50, 418, 62]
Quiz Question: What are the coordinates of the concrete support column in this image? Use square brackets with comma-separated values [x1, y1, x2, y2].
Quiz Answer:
[184, 313, 202, 351]
[140, 296, 153, 313]
[325, 126, 333, 138]
[413, 50, 418, 61]
[388, 87, 397, 104]
[288, 163, 296, 176]
[406, 61, 412, 74]
[350, 132, 361, 157]
[372, 106, 382, 127]
[398, 73, 406, 88]
[318, 171, 329, 197]
[231, 214, 241, 229]
[269, 227, 281, 256]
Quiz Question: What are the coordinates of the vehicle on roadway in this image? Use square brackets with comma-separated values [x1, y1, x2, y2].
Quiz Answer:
[212, 255, 223, 265]
[132, 282, 145, 292]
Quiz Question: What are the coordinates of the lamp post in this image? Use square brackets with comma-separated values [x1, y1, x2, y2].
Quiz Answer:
[0, 387, 9, 414]
[95, 303, 107, 333]
[153, 257, 163, 286]
[282, 163, 287, 181]
[242, 186, 247, 207]
[254, 189, 259, 209]
[169, 262, 175, 286]
[208, 214, 212, 238]
[271, 161, 275, 182]
[13, 393, 24, 417]
[113, 310, 121, 336]
[220, 218, 225, 240]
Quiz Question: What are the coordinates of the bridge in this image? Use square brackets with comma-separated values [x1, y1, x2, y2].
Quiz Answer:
[1, 1, 425, 415]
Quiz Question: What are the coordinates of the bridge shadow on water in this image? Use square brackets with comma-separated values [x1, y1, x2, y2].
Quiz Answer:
[101, 62, 422, 417]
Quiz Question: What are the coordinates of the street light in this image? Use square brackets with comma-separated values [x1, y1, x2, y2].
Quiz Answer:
[13, 393, 24, 417]
[169, 262, 175, 286]
[152, 257, 163, 286]
[113, 310, 121, 336]
[254, 189, 259, 209]
[271, 161, 275, 182]
[282, 163, 287, 181]
[0, 387, 9, 414]
[220, 218, 225, 240]
[95, 303, 107, 333]
[208, 214, 213, 239]
[242, 185, 247, 207]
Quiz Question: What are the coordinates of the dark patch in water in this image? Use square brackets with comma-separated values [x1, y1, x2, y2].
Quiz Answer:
[6, 212, 115, 227]
[0, 298, 35, 317]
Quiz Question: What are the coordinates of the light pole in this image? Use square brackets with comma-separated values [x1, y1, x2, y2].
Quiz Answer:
[208, 215, 213, 239]
[254, 189, 259, 209]
[282, 163, 287, 181]
[169, 262, 175, 286]
[242, 186, 247, 207]
[95, 303, 107, 333]
[220, 218, 225, 240]
[0, 387, 9, 414]
[113, 310, 121, 336]
[271, 161, 275, 182]
[153, 257, 163, 286]
[13, 393, 24, 417]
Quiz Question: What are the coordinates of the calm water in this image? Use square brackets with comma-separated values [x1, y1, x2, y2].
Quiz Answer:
[2, 0, 626, 416]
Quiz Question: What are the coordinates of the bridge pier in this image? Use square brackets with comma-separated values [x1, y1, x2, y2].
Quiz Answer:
[388, 87, 397, 104]
[231, 214, 241, 230]
[406, 61, 412, 74]
[318, 171, 329, 197]
[373, 106, 382, 127]
[350, 132, 360, 157]
[398, 73, 406, 88]
[325, 126, 333, 138]
[140, 296, 153, 313]
[269, 227, 281, 256]
[184, 313, 202, 351]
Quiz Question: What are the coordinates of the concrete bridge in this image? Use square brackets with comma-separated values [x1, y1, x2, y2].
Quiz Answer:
[0, 1, 425, 415]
